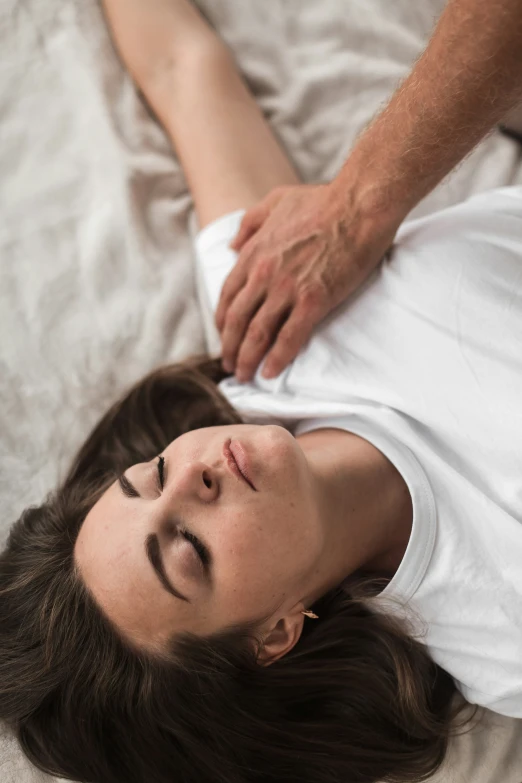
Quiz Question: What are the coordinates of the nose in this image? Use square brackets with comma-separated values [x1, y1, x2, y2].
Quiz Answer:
[164, 459, 220, 503]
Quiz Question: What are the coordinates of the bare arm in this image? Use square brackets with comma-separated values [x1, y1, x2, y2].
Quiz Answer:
[215, 0, 522, 383]
[101, 0, 522, 385]
[341, 0, 522, 223]
[100, 0, 221, 108]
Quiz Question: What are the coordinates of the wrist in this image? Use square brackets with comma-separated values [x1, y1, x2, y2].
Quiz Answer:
[328, 161, 408, 238]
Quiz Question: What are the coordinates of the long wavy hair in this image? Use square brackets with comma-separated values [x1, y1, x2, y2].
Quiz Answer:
[0, 354, 482, 783]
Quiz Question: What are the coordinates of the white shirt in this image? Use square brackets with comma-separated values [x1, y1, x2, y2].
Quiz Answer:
[194, 186, 522, 718]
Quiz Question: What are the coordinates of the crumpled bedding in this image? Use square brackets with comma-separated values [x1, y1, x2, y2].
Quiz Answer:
[1, 1, 521, 781]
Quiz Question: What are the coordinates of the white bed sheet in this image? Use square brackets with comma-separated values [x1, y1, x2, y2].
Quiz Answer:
[1, 1, 521, 780]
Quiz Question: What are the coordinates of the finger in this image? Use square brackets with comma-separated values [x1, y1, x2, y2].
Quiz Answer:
[229, 185, 286, 251]
[214, 252, 251, 334]
[219, 279, 267, 374]
[217, 186, 288, 332]
[229, 202, 270, 252]
[259, 300, 322, 380]
[233, 294, 295, 382]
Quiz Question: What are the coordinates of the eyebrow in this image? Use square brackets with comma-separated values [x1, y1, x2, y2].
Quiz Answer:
[117, 473, 190, 603]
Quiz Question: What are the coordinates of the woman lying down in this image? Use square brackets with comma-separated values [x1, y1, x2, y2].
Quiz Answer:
[1, 2, 521, 783]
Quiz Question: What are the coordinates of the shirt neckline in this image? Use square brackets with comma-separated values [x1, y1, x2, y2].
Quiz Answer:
[293, 414, 437, 604]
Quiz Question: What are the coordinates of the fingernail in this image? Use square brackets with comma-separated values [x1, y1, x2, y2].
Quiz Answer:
[222, 360, 232, 373]
[262, 366, 273, 379]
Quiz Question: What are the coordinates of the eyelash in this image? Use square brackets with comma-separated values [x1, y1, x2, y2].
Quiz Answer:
[156, 456, 210, 568]
[158, 456, 165, 489]
[181, 528, 210, 567]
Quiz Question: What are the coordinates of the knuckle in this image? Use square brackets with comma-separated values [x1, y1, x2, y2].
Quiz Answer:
[252, 257, 273, 285]
[219, 283, 234, 306]
[239, 243, 256, 264]
[248, 322, 269, 346]
[279, 275, 295, 294]
[299, 284, 324, 311]
[224, 309, 242, 331]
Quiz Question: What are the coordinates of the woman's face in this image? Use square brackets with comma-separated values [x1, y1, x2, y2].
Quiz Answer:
[74, 424, 324, 655]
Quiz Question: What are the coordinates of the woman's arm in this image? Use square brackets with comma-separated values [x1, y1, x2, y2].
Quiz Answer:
[101, 0, 219, 105]
[100, 0, 300, 232]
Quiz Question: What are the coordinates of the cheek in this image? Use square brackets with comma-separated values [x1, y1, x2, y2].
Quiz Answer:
[218, 505, 306, 585]
[218, 521, 271, 566]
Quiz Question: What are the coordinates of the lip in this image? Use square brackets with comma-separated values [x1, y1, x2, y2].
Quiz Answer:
[223, 439, 257, 491]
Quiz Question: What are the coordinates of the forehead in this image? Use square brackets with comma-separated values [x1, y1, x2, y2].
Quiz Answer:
[74, 481, 177, 649]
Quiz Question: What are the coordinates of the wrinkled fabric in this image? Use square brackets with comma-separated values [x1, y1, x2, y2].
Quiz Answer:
[1, 1, 522, 780]
[196, 189, 522, 720]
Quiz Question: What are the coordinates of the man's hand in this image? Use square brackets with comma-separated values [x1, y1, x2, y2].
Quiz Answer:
[215, 181, 400, 382]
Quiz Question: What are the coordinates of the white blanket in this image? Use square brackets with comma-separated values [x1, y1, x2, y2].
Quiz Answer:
[1, 1, 521, 780]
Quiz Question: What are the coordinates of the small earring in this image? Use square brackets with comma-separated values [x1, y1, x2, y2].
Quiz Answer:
[301, 610, 319, 619]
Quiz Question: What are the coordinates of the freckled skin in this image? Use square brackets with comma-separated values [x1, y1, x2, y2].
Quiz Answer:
[75, 423, 411, 662]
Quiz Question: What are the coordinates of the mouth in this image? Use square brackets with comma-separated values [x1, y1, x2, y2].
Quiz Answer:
[224, 439, 257, 491]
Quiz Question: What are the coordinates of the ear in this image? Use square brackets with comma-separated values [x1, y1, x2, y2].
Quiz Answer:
[256, 611, 306, 667]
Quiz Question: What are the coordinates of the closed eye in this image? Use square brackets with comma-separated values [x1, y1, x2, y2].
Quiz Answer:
[181, 528, 211, 568]
[157, 456, 165, 490]
[155, 454, 212, 574]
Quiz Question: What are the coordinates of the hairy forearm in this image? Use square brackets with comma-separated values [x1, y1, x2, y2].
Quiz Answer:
[338, 0, 522, 223]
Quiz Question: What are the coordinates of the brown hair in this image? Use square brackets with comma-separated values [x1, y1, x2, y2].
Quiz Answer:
[0, 354, 481, 783]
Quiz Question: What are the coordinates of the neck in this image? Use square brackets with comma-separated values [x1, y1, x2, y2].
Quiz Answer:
[296, 429, 412, 605]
